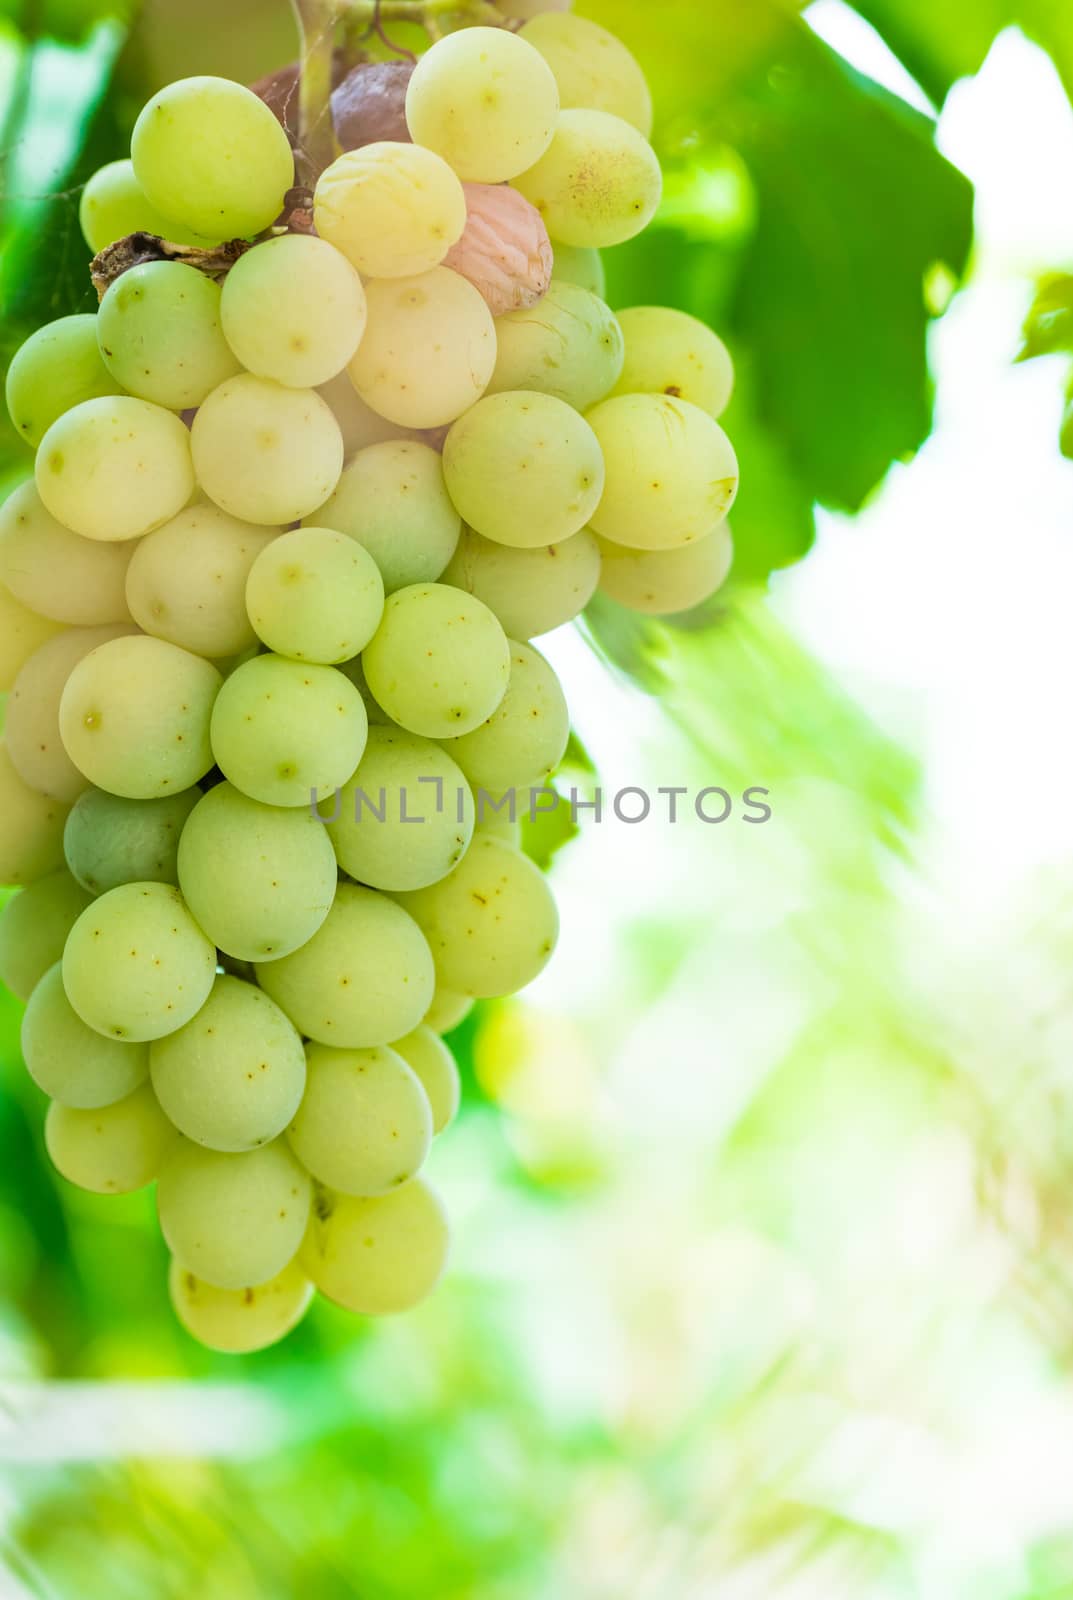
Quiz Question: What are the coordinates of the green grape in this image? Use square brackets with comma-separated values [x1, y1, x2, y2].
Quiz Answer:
[422, 986, 475, 1034]
[441, 525, 599, 639]
[392, 1026, 460, 1134]
[36, 396, 194, 543]
[512, 109, 662, 249]
[597, 524, 733, 614]
[0, 741, 68, 886]
[256, 882, 434, 1048]
[585, 394, 738, 549]
[325, 725, 474, 892]
[314, 142, 467, 278]
[125, 504, 278, 658]
[0, 481, 134, 625]
[0, 583, 64, 692]
[7, 624, 135, 804]
[521, 13, 653, 137]
[550, 241, 605, 297]
[405, 27, 559, 183]
[168, 1257, 313, 1353]
[151, 976, 307, 1153]
[96, 262, 242, 411]
[79, 158, 211, 252]
[441, 640, 569, 792]
[220, 234, 368, 389]
[131, 76, 294, 240]
[59, 634, 222, 799]
[317, 371, 426, 456]
[5, 315, 125, 449]
[245, 528, 385, 664]
[191, 375, 344, 526]
[488, 280, 624, 411]
[362, 583, 510, 738]
[287, 1042, 432, 1196]
[62, 882, 217, 1042]
[348, 269, 496, 429]
[177, 782, 337, 961]
[442, 391, 604, 548]
[157, 1139, 312, 1290]
[611, 305, 734, 418]
[209, 653, 367, 808]
[473, 795, 522, 846]
[64, 787, 200, 895]
[299, 1177, 449, 1315]
[22, 962, 150, 1108]
[0, 870, 92, 1001]
[307, 441, 461, 594]
[45, 1081, 175, 1193]
[396, 835, 558, 997]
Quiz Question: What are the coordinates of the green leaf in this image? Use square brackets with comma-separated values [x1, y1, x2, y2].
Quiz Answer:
[1018, 273, 1073, 361]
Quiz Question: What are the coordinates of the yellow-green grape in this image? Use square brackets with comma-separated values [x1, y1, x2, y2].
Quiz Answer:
[392, 1026, 460, 1134]
[125, 504, 278, 658]
[79, 158, 211, 252]
[441, 640, 569, 792]
[245, 528, 384, 664]
[256, 882, 434, 1048]
[6, 624, 135, 804]
[157, 1139, 312, 1291]
[550, 241, 605, 297]
[62, 882, 216, 1042]
[513, 109, 662, 249]
[317, 371, 426, 455]
[176, 782, 337, 961]
[362, 583, 510, 738]
[191, 375, 344, 526]
[0, 742, 68, 886]
[585, 394, 738, 549]
[314, 142, 467, 278]
[209, 653, 367, 808]
[348, 269, 496, 429]
[422, 985, 474, 1034]
[488, 280, 624, 411]
[396, 835, 558, 997]
[0, 584, 64, 692]
[441, 525, 599, 639]
[405, 27, 559, 182]
[64, 786, 200, 895]
[307, 441, 461, 594]
[0, 482, 134, 625]
[5, 315, 125, 448]
[96, 262, 241, 412]
[22, 963, 150, 1108]
[131, 76, 294, 240]
[442, 391, 604, 548]
[0, 870, 92, 1001]
[287, 1043, 432, 1196]
[45, 1082, 175, 1194]
[472, 795, 522, 846]
[611, 306, 734, 419]
[35, 396, 194, 543]
[521, 13, 653, 137]
[151, 976, 307, 1153]
[325, 725, 474, 892]
[597, 524, 733, 614]
[220, 234, 368, 389]
[168, 1257, 313, 1353]
[59, 634, 222, 799]
[300, 1177, 449, 1315]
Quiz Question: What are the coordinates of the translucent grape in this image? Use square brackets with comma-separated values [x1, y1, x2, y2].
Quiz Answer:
[392, 1026, 460, 1134]
[488, 280, 624, 411]
[405, 27, 559, 183]
[550, 241, 605, 297]
[22, 962, 150, 1108]
[513, 109, 662, 248]
[7, 624, 136, 804]
[288, 1042, 432, 1196]
[191, 375, 344, 525]
[0, 741, 68, 886]
[299, 1177, 449, 1315]
[0, 583, 63, 692]
[0, 481, 134, 625]
[585, 394, 739, 549]
[96, 262, 241, 412]
[220, 234, 368, 388]
[313, 142, 467, 278]
[422, 985, 474, 1034]
[169, 1257, 313, 1353]
[307, 441, 461, 594]
[36, 396, 194, 543]
[611, 305, 735, 418]
[441, 640, 569, 791]
[256, 882, 434, 1048]
[79, 158, 210, 252]
[157, 1139, 312, 1290]
[176, 782, 338, 961]
[442, 391, 604, 548]
[59, 634, 222, 799]
[0, 870, 93, 1001]
[45, 1082, 175, 1194]
[362, 583, 510, 738]
[5, 315, 124, 448]
[62, 882, 217, 1042]
[597, 524, 733, 614]
[125, 504, 278, 658]
[317, 371, 426, 455]
[245, 528, 384, 664]
[209, 653, 367, 808]
[440, 525, 599, 638]
[521, 13, 653, 136]
[64, 787, 200, 895]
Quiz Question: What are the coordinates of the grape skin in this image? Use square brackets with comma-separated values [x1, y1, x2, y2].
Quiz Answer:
[169, 1258, 313, 1354]
[287, 1042, 433, 1197]
[512, 108, 662, 249]
[299, 1177, 450, 1316]
[220, 234, 368, 389]
[36, 396, 195, 544]
[0, 481, 135, 626]
[64, 787, 200, 896]
[5, 315, 124, 448]
[23, 963, 150, 1109]
[362, 583, 511, 739]
[440, 526, 600, 640]
[0, 870, 93, 1002]
[45, 1082, 175, 1195]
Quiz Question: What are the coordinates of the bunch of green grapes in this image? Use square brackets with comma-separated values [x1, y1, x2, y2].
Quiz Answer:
[0, 8, 739, 1355]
